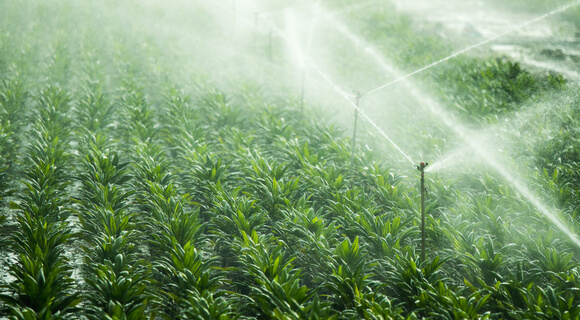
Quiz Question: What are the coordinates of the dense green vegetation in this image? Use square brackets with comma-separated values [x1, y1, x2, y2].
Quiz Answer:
[1, 0, 580, 319]
[434, 58, 566, 123]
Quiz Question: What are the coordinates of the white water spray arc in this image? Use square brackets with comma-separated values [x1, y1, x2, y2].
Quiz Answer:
[321, 1, 580, 248]
[260, 9, 416, 166]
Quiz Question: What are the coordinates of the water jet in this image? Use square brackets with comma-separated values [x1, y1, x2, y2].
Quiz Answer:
[351, 89, 364, 166]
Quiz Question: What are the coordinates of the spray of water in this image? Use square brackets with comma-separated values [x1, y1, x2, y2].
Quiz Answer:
[260, 10, 416, 166]
[415, 82, 580, 248]
[304, 1, 319, 56]
[300, 0, 320, 109]
[319, 3, 580, 248]
[306, 59, 416, 166]
[365, 0, 580, 96]
[425, 146, 472, 173]
[212, 1, 580, 247]
[213, 1, 268, 34]
[331, 0, 376, 16]
[319, 10, 395, 75]
[478, 142, 580, 248]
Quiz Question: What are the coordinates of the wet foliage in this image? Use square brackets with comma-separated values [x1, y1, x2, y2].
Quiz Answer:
[1, 1, 580, 319]
[435, 57, 565, 123]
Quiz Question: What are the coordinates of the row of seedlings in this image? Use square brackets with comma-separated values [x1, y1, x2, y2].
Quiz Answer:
[181, 91, 312, 318]
[134, 86, 234, 318]
[74, 73, 153, 318]
[1, 85, 79, 318]
[0, 78, 28, 252]
[189, 92, 345, 318]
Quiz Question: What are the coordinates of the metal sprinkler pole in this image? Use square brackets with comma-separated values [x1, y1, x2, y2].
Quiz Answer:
[417, 161, 428, 261]
[351, 90, 363, 166]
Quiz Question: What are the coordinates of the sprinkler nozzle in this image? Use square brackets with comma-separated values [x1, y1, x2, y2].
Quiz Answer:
[416, 162, 428, 171]
[353, 90, 365, 99]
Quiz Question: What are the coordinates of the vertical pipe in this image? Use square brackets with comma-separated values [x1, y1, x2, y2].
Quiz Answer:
[421, 166, 425, 261]
[417, 161, 428, 261]
[351, 91, 362, 166]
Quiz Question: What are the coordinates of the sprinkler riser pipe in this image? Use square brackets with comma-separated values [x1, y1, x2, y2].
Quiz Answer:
[416, 162, 428, 262]
[351, 93, 361, 167]
[421, 171, 425, 262]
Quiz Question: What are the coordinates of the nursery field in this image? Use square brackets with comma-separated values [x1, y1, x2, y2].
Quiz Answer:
[1, 0, 580, 319]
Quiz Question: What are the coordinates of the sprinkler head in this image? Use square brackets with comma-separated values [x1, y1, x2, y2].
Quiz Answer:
[353, 90, 365, 99]
[416, 161, 429, 171]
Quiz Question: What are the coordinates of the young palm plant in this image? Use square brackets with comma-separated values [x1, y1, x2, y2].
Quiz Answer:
[234, 230, 315, 319]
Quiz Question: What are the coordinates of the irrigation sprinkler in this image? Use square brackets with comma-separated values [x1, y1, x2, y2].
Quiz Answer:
[351, 90, 364, 167]
[416, 161, 428, 261]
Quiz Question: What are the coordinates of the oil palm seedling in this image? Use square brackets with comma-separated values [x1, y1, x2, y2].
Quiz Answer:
[385, 248, 448, 316]
[0, 78, 27, 171]
[234, 230, 313, 319]
[271, 207, 339, 288]
[322, 236, 378, 313]
[179, 289, 237, 320]
[254, 107, 294, 151]
[161, 88, 195, 131]
[0, 79, 28, 127]
[181, 152, 230, 217]
[2, 219, 80, 319]
[117, 80, 159, 145]
[197, 89, 244, 131]
[146, 186, 205, 248]
[353, 209, 418, 259]
[84, 254, 154, 320]
[212, 188, 268, 239]
[132, 142, 175, 191]
[33, 86, 72, 142]
[462, 237, 514, 287]
[76, 90, 115, 136]
[0, 122, 14, 206]
[154, 240, 224, 316]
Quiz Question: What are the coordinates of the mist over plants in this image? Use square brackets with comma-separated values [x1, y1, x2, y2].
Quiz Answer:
[1, 0, 580, 319]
